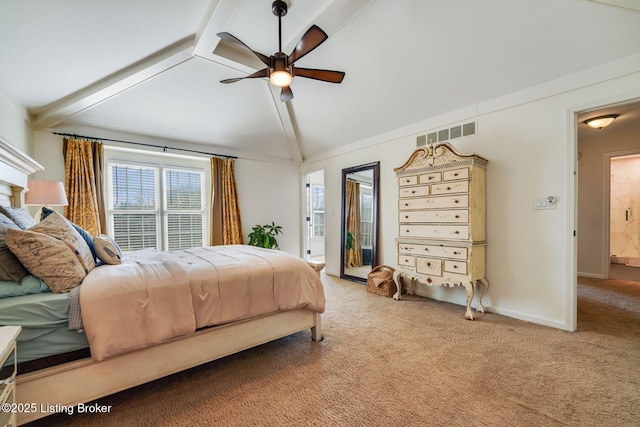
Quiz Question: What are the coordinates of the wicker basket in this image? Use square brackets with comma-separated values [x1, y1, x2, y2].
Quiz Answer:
[367, 265, 398, 298]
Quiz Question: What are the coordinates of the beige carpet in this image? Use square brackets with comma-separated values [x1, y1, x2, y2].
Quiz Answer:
[28, 274, 640, 426]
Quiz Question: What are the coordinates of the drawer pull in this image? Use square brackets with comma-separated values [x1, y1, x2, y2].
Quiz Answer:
[455, 215, 460, 219]
[453, 173, 458, 177]
[453, 251, 459, 255]
[427, 262, 431, 266]
[454, 231, 460, 234]
[428, 176, 433, 180]
[404, 203, 409, 207]
[405, 215, 409, 219]
[454, 200, 459, 204]
[447, 187, 451, 190]
[424, 248, 430, 252]
[453, 265, 458, 269]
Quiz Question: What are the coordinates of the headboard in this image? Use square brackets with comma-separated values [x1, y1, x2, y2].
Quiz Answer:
[0, 134, 44, 207]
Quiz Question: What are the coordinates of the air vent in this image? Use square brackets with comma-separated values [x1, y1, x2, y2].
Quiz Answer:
[416, 120, 477, 147]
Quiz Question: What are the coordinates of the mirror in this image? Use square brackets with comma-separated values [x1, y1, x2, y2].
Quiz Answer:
[340, 162, 380, 283]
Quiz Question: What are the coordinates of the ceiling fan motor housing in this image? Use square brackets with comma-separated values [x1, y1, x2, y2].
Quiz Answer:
[272, 1, 288, 17]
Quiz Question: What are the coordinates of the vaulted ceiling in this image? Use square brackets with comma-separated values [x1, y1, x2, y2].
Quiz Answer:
[1, 0, 639, 163]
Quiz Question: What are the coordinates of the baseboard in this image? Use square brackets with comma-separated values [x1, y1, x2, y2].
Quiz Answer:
[578, 272, 605, 279]
[411, 288, 569, 330]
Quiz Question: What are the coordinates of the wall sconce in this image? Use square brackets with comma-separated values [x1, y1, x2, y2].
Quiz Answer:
[583, 114, 619, 129]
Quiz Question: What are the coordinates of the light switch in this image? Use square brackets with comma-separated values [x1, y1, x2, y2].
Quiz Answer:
[534, 196, 556, 210]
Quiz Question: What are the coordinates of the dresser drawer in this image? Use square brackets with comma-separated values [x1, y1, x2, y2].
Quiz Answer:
[416, 257, 442, 276]
[398, 175, 418, 186]
[399, 195, 469, 210]
[431, 180, 469, 195]
[443, 167, 469, 181]
[399, 210, 469, 223]
[418, 172, 442, 184]
[444, 259, 468, 275]
[399, 186, 430, 198]
[398, 243, 468, 260]
[399, 224, 469, 240]
[398, 254, 415, 267]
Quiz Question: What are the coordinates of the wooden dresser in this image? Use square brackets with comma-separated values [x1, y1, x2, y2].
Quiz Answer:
[393, 143, 488, 319]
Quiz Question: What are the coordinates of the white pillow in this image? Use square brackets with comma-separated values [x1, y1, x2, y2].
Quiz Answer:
[94, 235, 123, 265]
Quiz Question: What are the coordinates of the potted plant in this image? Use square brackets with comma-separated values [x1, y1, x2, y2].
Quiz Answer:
[248, 222, 283, 249]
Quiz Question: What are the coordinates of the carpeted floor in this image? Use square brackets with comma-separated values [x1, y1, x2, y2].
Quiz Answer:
[28, 274, 640, 426]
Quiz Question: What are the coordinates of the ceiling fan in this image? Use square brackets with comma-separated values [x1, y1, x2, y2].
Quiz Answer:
[217, 0, 345, 102]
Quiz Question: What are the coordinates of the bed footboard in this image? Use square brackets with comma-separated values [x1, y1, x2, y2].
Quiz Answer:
[16, 309, 321, 425]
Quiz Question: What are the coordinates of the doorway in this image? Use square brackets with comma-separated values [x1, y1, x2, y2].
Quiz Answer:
[304, 170, 325, 263]
[608, 153, 640, 281]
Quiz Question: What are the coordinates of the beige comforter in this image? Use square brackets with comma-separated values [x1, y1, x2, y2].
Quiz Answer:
[80, 245, 325, 361]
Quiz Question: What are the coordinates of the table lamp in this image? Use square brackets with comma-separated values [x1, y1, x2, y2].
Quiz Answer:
[24, 180, 69, 221]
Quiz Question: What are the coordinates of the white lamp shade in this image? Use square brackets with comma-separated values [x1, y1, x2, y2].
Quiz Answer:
[24, 180, 69, 206]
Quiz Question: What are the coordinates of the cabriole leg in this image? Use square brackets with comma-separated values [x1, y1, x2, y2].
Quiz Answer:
[392, 270, 403, 300]
[475, 278, 489, 313]
[462, 282, 475, 320]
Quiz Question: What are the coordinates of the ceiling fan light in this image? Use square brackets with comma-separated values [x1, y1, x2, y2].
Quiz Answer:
[584, 114, 619, 129]
[270, 70, 292, 87]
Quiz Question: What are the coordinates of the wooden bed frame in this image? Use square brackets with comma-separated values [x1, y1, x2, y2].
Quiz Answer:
[0, 136, 322, 425]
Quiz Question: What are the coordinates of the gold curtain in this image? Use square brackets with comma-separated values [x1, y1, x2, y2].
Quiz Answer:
[92, 142, 107, 233]
[63, 138, 102, 236]
[345, 180, 362, 267]
[210, 157, 243, 245]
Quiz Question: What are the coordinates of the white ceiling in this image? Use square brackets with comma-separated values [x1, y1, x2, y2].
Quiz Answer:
[1, 0, 640, 163]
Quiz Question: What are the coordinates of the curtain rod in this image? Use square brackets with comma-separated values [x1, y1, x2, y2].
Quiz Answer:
[51, 132, 237, 159]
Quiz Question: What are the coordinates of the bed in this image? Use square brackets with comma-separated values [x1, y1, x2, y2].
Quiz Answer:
[0, 136, 324, 425]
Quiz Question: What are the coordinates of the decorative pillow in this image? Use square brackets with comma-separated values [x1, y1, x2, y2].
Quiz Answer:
[0, 205, 36, 229]
[41, 207, 97, 261]
[93, 235, 123, 265]
[0, 213, 30, 282]
[5, 211, 96, 293]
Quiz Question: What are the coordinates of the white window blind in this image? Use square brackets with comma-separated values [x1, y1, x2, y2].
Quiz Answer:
[107, 159, 206, 252]
[164, 169, 204, 250]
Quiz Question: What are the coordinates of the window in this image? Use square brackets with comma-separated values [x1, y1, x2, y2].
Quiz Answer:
[311, 185, 325, 238]
[106, 148, 208, 252]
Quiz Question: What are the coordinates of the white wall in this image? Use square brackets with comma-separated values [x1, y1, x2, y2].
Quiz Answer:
[0, 87, 32, 155]
[234, 158, 300, 255]
[301, 54, 640, 331]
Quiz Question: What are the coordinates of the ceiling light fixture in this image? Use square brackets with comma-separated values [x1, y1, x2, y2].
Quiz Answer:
[217, 0, 345, 101]
[584, 114, 619, 129]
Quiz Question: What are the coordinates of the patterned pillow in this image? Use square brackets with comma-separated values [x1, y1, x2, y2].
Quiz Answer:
[93, 235, 123, 265]
[0, 205, 36, 229]
[0, 213, 29, 282]
[41, 207, 97, 261]
[5, 211, 96, 293]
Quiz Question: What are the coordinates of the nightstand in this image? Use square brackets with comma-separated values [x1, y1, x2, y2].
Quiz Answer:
[0, 326, 21, 427]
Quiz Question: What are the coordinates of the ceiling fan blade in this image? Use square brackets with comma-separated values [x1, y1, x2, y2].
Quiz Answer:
[294, 67, 345, 84]
[281, 86, 293, 102]
[288, 25, 328, 64]
[220, 68, 269, 84]
[217, 32, 271, 67]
